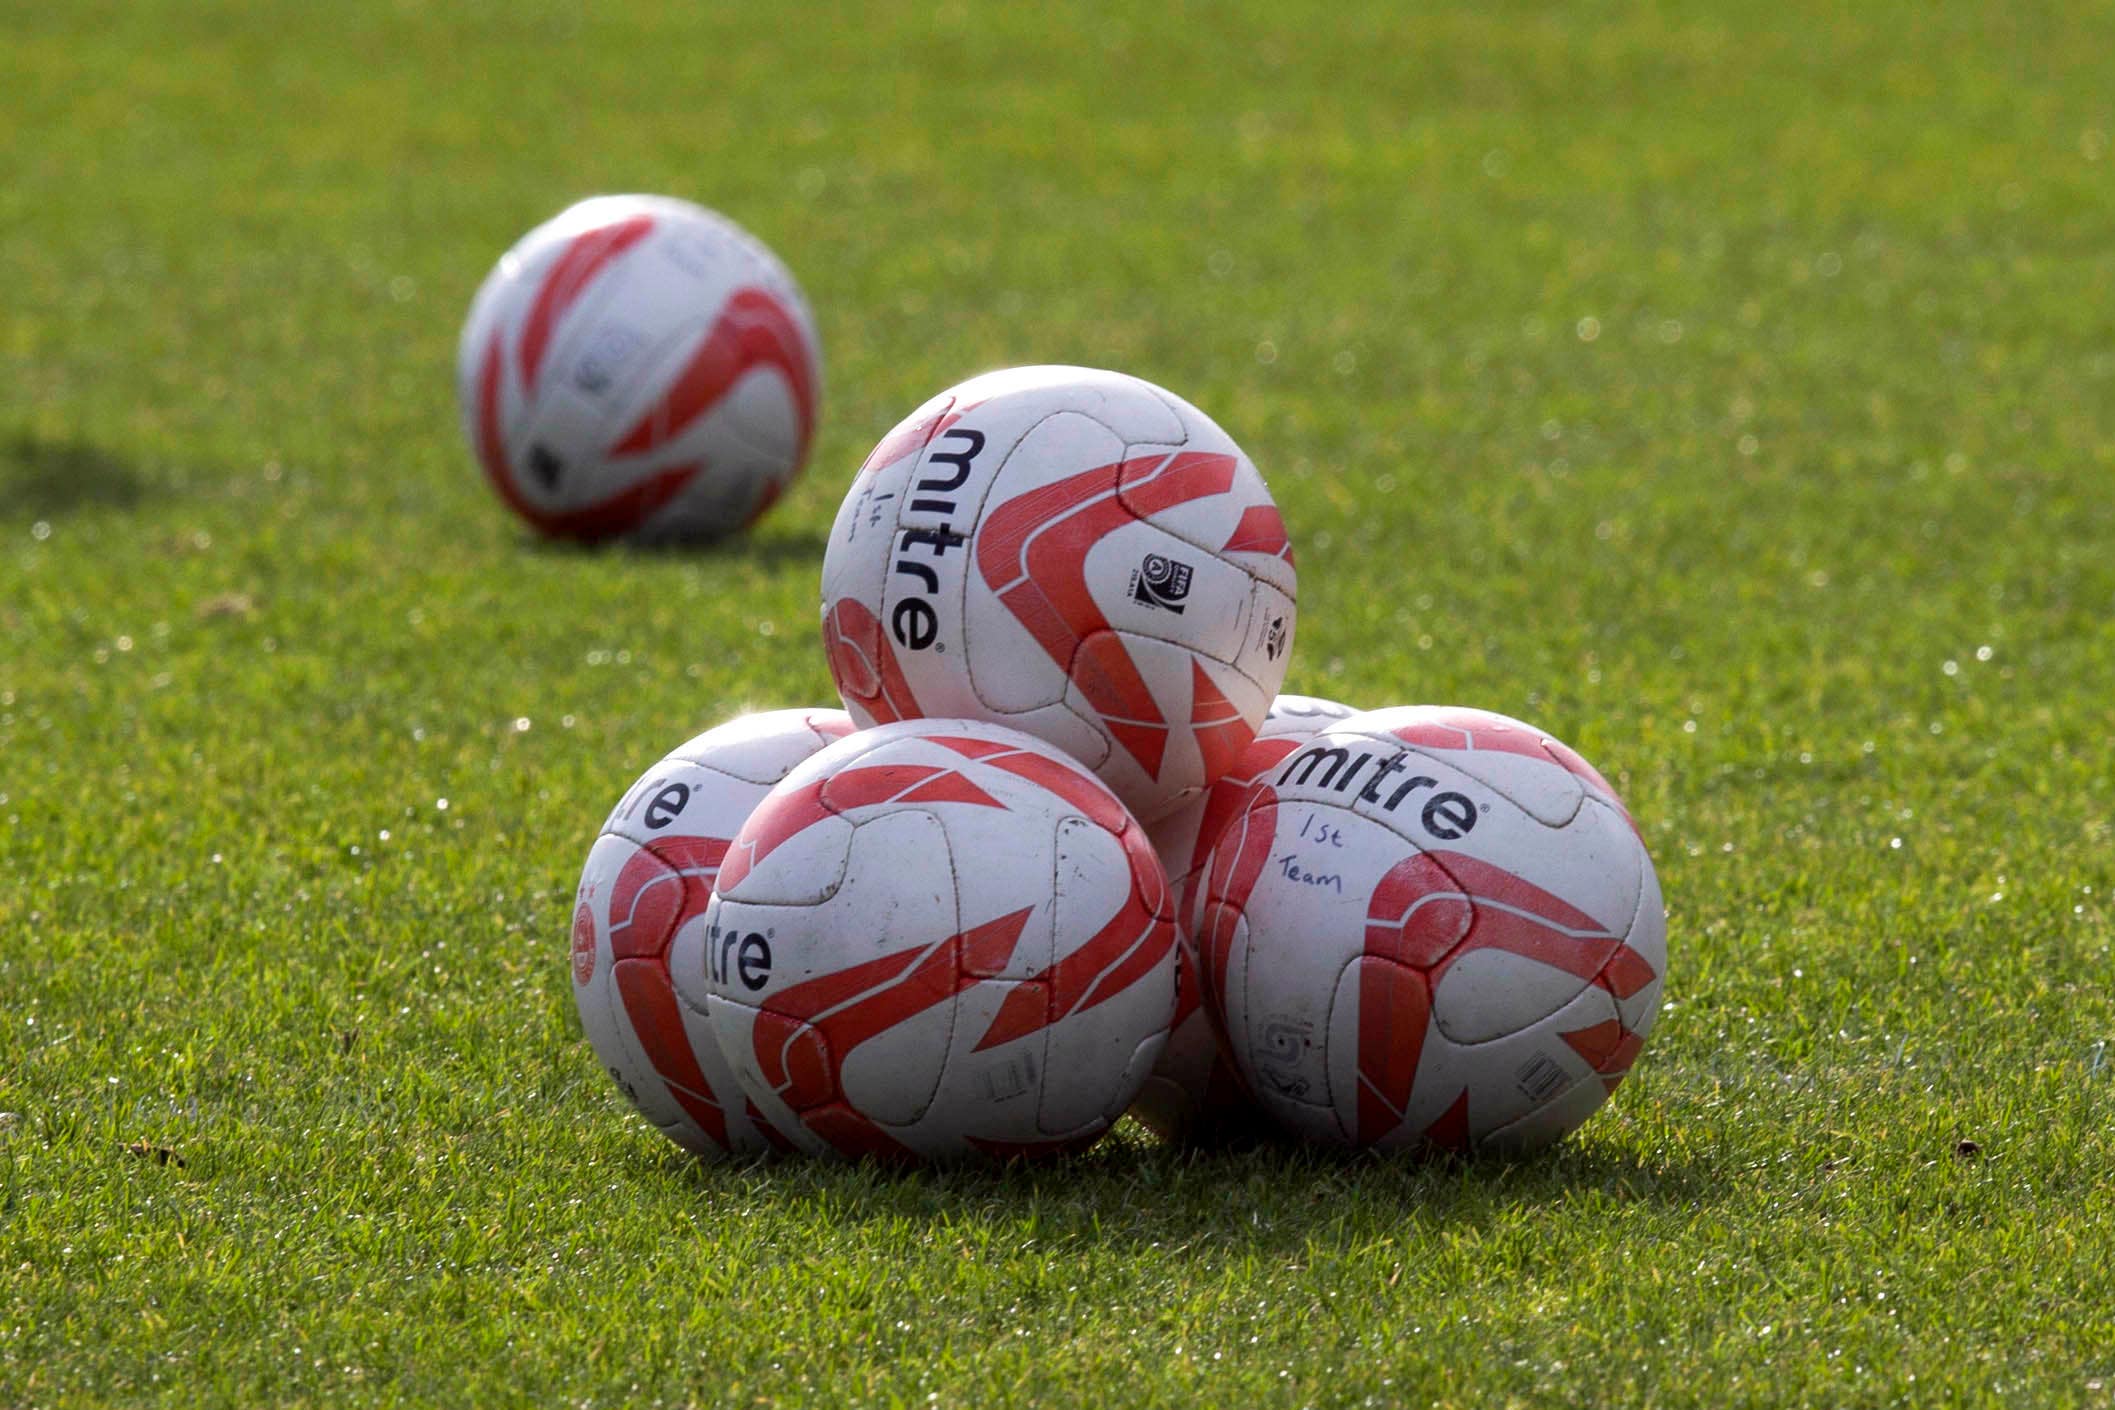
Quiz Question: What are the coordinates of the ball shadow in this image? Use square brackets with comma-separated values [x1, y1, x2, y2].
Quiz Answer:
[0, 433, 152, 520]
[625, 1124, 1723, 1258]
[519, 525, 830, 569]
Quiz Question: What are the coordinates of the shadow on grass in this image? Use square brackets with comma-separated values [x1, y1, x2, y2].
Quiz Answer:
[0, 433, 151, 520]
[631, 1127, 1722, 1254]
[520, 524, 830, 569]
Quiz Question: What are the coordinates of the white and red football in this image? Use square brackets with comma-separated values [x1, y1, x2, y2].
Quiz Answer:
[688, 719, 1178, 1164]
[457, 194, 820, 543]
[1133, 693, 1358, 1144]
[820, 366, 1297, 826]
[1194, 705, 1666, 1154]
[570, 708, 854, 1158]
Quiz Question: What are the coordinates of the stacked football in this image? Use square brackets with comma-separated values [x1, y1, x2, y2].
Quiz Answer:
[494, 201, 1666, 1164]
[559, 360, 1663, 1165]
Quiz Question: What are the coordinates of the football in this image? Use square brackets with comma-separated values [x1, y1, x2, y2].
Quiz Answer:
[689, 718, 1178, 1163]
[457, 194, 820, 543]
[820, 365, 1297, 826]
[1132, 693, 1359, 1143]
[569, 708, 854, 1158]
[1193, 705, 1666, 1154]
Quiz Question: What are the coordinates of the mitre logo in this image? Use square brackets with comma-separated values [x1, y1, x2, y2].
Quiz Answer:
[887, 427, 984, 650]
[1276, 743, 1483, 841]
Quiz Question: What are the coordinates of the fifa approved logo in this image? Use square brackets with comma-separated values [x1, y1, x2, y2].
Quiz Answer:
[1129, 553, 1194, 613]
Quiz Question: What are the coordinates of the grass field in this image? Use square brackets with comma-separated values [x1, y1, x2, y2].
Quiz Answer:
[5, 0, 2115, 1404]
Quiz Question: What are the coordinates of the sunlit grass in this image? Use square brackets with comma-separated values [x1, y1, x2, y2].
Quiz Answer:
[3, 0, 2113, 1404]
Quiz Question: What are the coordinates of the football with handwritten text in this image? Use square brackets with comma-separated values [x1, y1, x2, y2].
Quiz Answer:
[1193, 705, 1666, 1153]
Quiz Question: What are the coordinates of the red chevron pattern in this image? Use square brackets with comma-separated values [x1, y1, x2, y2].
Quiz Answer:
[974, 826, 1174, 1051]
[472, 326, 706, 541]
[1221, 504, 1294, 564]
[1188, 661, 1252, 787]
[1177, 737, 1304, 901]
[608, 287, 817, 463]
[1363, 850, 1628, 991]
[855, 397, 983, 477]
[717, 762, 1004, 895]
[1390, 711, 1638, 834]
[751, 908, 1034, 1160]
[602, 835, 735, 1151]
[1387, 710, 1554, 764]
[1194, 790, 1279, 1020]
[927, 734, 1131, 837]
[1560, 1016, 1649, 1095]
[1351, 955, 1433, 1144]
[1353, 848, 1655, 1145]
[975, 451, 1238, 780]
[823, 598, 925, 725]
[518, 213, 655, 393]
